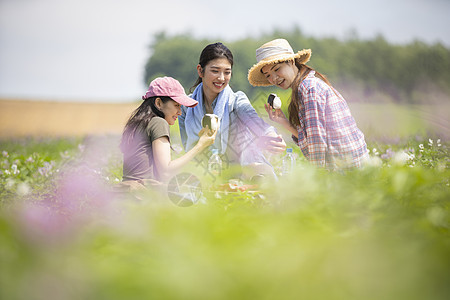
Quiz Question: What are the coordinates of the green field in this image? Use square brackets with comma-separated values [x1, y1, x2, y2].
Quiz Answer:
[0, 131, 449, 300]
[0, 98, 449, 300]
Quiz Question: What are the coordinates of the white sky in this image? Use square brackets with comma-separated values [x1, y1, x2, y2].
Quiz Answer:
[1, 0, 449, 102]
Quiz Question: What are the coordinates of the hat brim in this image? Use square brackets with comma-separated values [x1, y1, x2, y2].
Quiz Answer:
[171, 94, 198, 108]
[248, 49, 311, 87]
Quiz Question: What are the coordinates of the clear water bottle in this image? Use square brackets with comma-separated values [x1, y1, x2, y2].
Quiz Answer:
[208, 149, 222, 176]
[281, 148, 296, 176]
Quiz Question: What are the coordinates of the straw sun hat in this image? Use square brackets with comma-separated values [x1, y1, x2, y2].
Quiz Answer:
[248, 39, 311, 87]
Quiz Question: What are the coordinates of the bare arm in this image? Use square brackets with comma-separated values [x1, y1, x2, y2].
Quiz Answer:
[152, 127, 217, 181]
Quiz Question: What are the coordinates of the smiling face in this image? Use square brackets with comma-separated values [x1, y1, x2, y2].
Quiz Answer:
[261, 61, 298, 90]
[157, 98, 182, 125]
[197, 57, 232, 102]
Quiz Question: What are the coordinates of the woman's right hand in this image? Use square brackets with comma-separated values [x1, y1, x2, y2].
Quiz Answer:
[265, 103, 290, 128]
[197, 126, 217, 148]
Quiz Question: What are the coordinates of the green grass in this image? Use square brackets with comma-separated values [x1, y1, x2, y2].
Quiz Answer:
[0, 136, 82, 158]
[0, 134, 449, 300]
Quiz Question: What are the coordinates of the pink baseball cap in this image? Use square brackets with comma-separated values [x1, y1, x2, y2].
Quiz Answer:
[142, 76, 198, 107]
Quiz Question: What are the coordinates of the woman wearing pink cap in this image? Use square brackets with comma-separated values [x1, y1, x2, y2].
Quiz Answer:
[120, 77, 216, 185]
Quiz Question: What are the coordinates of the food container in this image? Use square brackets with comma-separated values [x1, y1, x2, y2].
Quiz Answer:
[267, 93, 282, 109]
[202, 114, 220, 131]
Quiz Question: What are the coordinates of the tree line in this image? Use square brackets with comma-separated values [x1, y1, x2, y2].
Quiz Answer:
[144, 29, 450, 104]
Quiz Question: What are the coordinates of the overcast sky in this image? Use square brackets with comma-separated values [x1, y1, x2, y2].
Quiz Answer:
[1, 0, 449, 102]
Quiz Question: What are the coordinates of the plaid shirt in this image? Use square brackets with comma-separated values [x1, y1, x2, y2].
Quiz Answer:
[293, 71, 368, 169]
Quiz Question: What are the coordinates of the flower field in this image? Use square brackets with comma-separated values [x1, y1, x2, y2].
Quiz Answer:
[0, 133, 449, 300]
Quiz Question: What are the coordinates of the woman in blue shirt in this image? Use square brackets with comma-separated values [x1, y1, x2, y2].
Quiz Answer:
[178, 42, 286, 178]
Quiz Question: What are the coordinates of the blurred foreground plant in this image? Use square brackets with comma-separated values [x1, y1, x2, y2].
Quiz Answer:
[0, 136, 449, 300]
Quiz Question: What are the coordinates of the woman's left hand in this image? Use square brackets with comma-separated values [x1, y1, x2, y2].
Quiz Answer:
[265, 103, 290, 128]
[197, 126, 217, 148]
[257, 133, 286, 154]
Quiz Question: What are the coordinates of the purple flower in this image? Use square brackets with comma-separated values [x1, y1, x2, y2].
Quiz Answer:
[381, 148, 395, 160]
[38, 161, 55, 177]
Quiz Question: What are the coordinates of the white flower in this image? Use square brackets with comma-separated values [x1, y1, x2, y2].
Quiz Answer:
[2, 151, 8, 157]
[428, 139, 433, 147]
[419, 144, 424, 153]
[372, 148, 380, 156]
[11, 164, 20, 175]
[437, 139, 441, 147]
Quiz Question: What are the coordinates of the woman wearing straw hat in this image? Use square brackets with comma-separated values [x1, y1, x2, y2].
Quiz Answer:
[178, 42, 286, 179]
[120, 76, 217, 186]
[248, 39, 368, 170]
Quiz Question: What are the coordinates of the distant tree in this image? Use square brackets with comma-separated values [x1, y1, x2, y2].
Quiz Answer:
[143, 29, 450, 103]
[144, 33, 206, 89]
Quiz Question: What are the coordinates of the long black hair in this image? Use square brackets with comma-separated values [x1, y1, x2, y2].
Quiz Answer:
[190, 42, 234, 93]
[120, 96, 172, 150]
[288, 61, 332, 128]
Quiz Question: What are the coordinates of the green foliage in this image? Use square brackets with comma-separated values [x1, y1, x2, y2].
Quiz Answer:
[144, 33, 208, 90]
[0, 136, 449, 299]
[0, 137, 82, 204]
[0, 136, 121, 205]
[143, 29, 450, 103]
